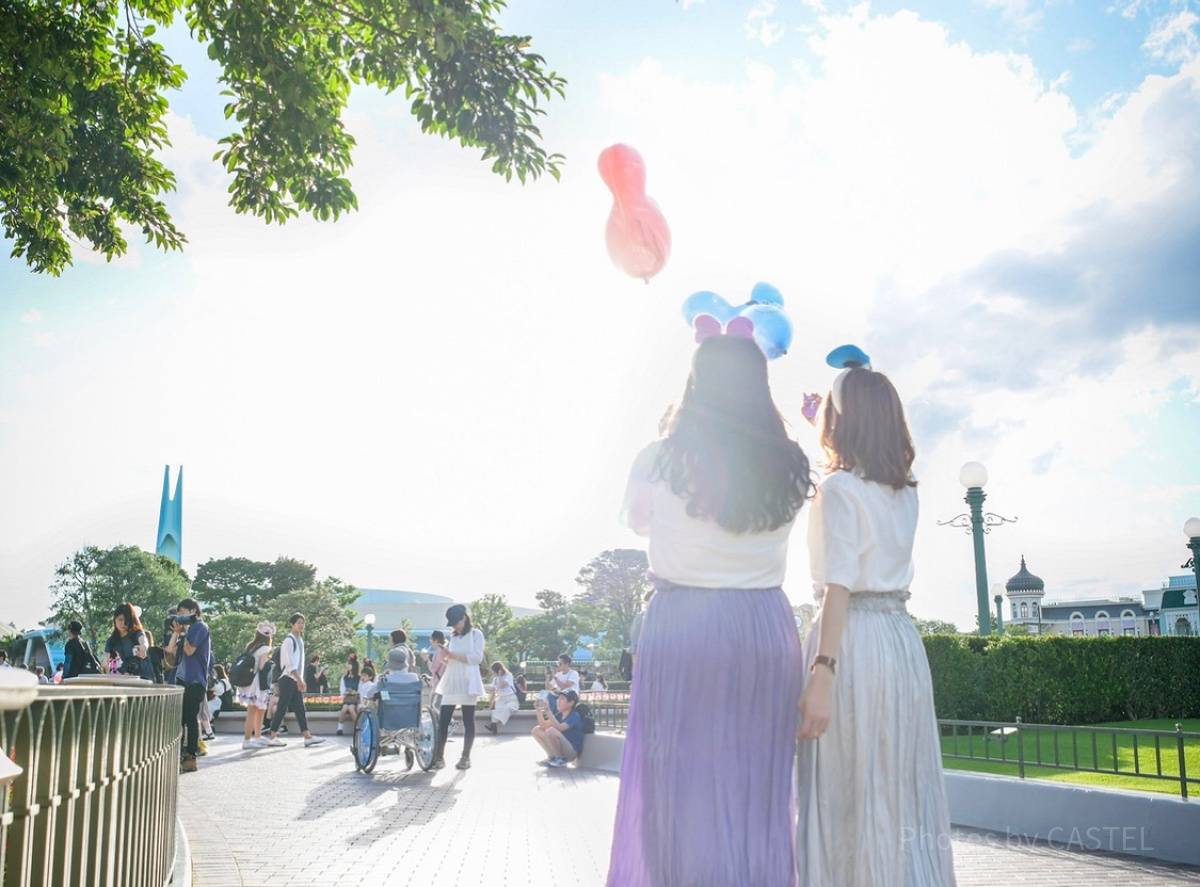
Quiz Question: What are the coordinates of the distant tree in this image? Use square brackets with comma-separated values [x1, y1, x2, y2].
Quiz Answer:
[574, 549, 651, 649]
[192, 556, 272, 615]
[470, 593, 513, 646]
[266, 586, 356, 664]
[268, 557, 317, 597]
[206, 611, 263, 668]
[494, 589, 583, 664]
[913, 617, 960, 636]
[50, 544, 191, 647]
[314, 575, 360, 612]
[1002, 624, 1031, 637]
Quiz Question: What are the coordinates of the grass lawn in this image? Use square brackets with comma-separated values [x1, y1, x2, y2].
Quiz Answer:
[940, 718, 1200, 796]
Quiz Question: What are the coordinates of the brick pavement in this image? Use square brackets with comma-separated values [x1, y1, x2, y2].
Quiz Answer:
[177, 732, 1200, 887]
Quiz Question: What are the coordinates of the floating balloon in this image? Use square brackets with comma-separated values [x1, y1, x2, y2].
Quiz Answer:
[597, 144, 671, 282]
[825, 344, 871, 369]
[682, 290, 738, 325]
[738, 303, 793, 360]
[748, 281, 785, 307]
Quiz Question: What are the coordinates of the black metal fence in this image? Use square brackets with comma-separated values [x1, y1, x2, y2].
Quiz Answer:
[0, 680, 184, 886]
[940, 718, 1199, 799]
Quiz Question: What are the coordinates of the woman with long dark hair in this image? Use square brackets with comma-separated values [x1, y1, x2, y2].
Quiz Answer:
[104, 602, 156, 682]
[431, 604, 484, 770]
[796, 364, 955, 886]
[606, 335, 813, 887]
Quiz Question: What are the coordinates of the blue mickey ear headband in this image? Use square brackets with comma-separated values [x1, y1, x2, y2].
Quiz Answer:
[826, 344, 872, 414]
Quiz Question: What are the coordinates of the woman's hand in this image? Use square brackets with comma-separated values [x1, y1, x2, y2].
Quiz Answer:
[797, 669, 833, 740]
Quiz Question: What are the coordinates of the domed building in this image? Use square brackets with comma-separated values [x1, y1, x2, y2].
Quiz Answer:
[1002, 556, 1155, 637]
[1004, 556, 1046, 631]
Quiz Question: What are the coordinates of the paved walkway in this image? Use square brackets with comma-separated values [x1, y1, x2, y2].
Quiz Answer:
[177, 731, 1200, 887]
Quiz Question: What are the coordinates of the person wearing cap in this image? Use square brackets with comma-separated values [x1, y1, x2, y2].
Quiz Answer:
[431, 604, 485, 770]
[531, 689, 584, 768]
[236, 622, 276, 749]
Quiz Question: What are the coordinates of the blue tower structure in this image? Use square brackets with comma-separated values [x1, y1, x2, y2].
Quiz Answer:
[156, 465, 183, 564]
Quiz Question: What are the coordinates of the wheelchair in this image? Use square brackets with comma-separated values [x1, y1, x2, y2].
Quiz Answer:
[352, 672, 438, 773]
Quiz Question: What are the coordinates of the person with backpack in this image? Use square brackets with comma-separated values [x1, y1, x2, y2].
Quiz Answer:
[232, 622, 275, 750]
[265, 614, 325, 748]
[62, 619, 102, 679]
[531, 689, 584, 768]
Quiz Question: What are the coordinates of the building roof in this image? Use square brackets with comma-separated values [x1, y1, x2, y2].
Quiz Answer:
[1005, 556, 1045, 594]
[1159, 588, 1199, 610]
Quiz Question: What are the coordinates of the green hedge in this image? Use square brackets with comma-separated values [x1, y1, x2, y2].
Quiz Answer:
[923, 636, 1200, 724]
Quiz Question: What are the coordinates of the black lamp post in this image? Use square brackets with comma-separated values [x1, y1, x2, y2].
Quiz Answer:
[1185, 517, 1200, 634]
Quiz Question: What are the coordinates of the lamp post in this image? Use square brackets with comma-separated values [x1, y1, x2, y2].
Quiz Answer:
[992, 583, 1006, 637]
[364, 613, 376, 662]
[1185, 517, 1200, 634]
[937, 461, 1016, 637]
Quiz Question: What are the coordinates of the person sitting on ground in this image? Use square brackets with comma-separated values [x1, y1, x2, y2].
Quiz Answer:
[532, 689, 584, 768]
[485, 661, 519, 734]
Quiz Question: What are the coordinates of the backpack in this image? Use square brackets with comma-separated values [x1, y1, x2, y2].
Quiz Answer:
[80, 641, 103, 675]
[228, 651, 256, 688]
[576, 702, 596, 735]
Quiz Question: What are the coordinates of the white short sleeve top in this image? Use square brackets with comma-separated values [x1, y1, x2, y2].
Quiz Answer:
[807, 470, 918, 595]
[620, 440, 795, 589]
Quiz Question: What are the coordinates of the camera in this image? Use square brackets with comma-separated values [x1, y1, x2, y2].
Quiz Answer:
[164, 613, 198, 634]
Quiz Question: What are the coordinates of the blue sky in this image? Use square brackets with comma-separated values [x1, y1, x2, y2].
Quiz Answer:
[2, 0, 1198, 631]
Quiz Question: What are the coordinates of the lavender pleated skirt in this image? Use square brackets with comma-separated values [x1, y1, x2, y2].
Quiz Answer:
[606, 582, 802, 887]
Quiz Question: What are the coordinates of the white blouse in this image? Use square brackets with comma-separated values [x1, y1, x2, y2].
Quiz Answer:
[808, 469, 918, 595]
[621, 440, 794, 589]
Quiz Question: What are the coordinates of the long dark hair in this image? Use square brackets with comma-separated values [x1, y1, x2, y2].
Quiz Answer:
[655, 336, 813, 532]
[243, 631, 273, 655]
[819, 368, 916, 490]
[110, 602, 144, 641]
[453, 614, 473, 636]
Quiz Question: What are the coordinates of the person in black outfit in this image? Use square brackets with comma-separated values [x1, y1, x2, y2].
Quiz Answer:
[62, 619, 95, 679]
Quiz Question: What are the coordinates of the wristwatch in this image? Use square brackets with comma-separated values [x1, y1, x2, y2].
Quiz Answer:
[811, 655, 837, 675]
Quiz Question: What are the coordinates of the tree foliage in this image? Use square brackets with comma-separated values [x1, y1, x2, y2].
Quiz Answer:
[266, 586, 356, 664]
[1, 0, 566, 274]
[494, 589, 582, 665]
[574, 548, 650, 650]
[912, 616, 960, 636]
[191, 554, 317, 615]
[49, 544, 191, 647]
[469, 592, 512, 646]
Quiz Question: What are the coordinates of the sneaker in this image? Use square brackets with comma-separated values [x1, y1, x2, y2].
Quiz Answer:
[536, 758, 552, 767]
[241, 739, 259, 751]
[304, 736, 325, 747]
[547, 757, 566, 768]
[278, 725, 289, 734]
[265, 737, 287, 747]
[197, 740, 208, 756]
[455, 757, 471, 770]
[485, 723, 498, 734]
[202, 732, 216, 741]
[180, 755, 198, 773]
[431, 759, 446, 770]
[336, 727, 344, 736]
[252, 737, 271, 748]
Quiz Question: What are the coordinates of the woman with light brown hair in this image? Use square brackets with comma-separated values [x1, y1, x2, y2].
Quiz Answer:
[796, 357, 956, 886]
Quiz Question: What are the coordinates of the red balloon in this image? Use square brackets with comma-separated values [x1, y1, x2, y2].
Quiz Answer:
[597, 144, 671, 282]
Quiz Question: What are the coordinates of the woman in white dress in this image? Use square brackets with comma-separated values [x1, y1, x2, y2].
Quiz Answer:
[431, 604, 485, 770]
[236, 622, 275, 750]
[485, 661, 520, 733]
[797, 363, 956, 886]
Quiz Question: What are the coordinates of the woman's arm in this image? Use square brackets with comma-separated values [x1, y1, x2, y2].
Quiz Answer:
[797, 583, 849, 740]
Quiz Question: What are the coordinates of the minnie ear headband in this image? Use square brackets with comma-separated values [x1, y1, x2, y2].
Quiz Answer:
[826, 344, 872, 415]
[694, 314, 755, 343]
[257, 621, 276, 636]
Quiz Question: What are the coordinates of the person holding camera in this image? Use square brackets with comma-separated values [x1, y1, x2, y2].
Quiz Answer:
[531, 689, 584, 768]
[164, 598, 210, 773]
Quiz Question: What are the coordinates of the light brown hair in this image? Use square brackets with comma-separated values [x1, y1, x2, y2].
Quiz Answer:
[819, 368, 916, 490]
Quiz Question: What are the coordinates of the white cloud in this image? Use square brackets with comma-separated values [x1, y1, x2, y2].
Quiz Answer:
[977, 0, 1044, 32]
[1066, 36, 1095, 53]
[1144, 8, 1200, 63]
[20, 309, 42, 324]
[745, 1, 787, 47]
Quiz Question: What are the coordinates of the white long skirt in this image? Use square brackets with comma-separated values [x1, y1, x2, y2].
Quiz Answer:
[797, 592, 956, 887]
[491, 696, 520, 725]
